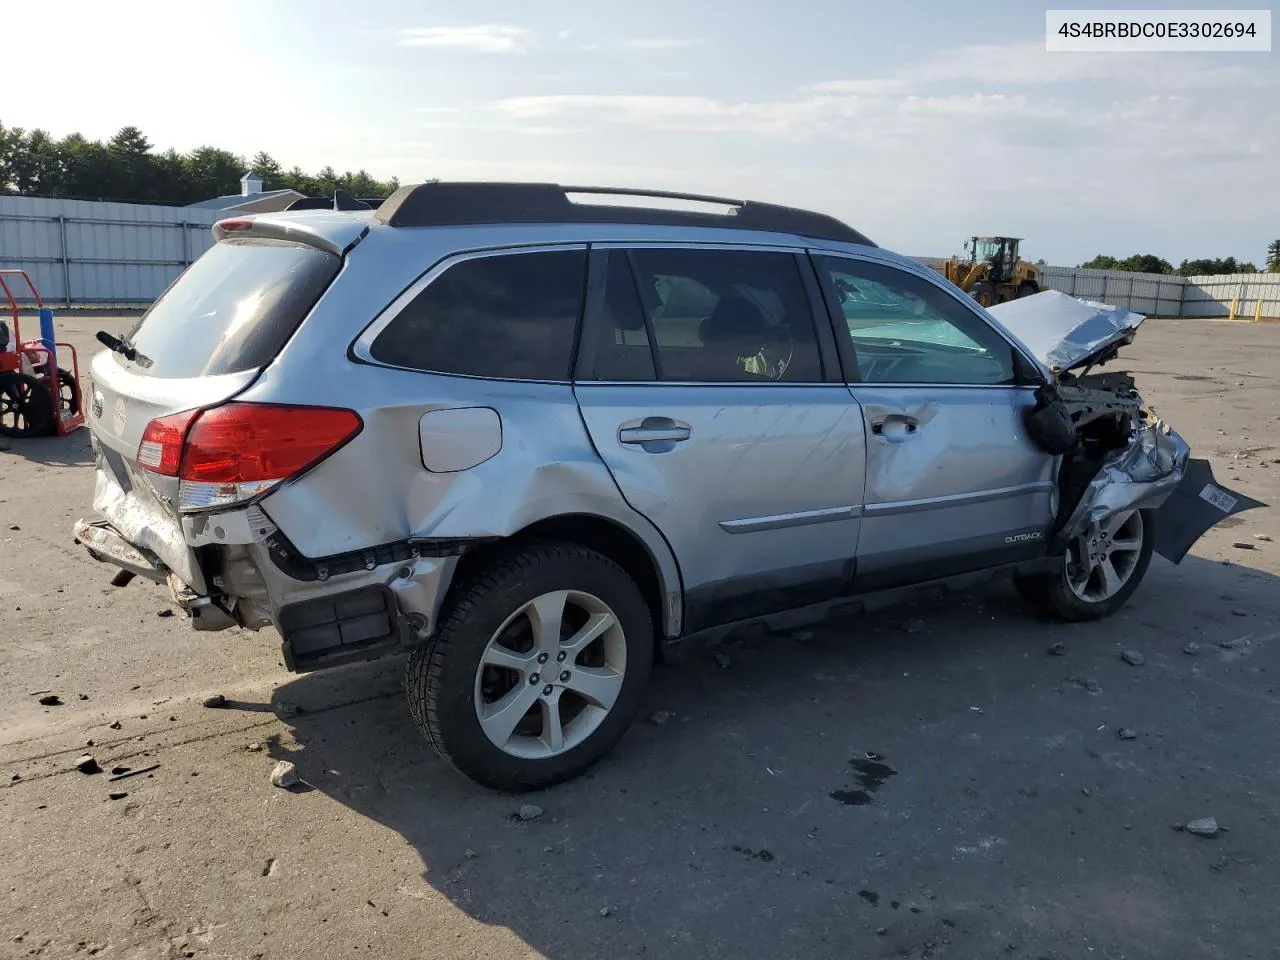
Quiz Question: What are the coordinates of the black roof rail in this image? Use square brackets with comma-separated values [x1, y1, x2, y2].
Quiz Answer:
[373, 182, 875, 246]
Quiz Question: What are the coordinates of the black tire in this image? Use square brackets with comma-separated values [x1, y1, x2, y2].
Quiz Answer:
[0, 372, 55, 438]
[1017, 281, 1040, 298]
[52, 368, 81, 432]
[969, 280, 997, 308]
[405, 542, 654, 792]
[1016, 509, 1156, 621]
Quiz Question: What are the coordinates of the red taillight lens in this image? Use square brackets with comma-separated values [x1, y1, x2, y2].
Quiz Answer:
[137, 408, 200, 476]
[136, 403, 362, 511]
[180, 403, 362, 483]
[215, 217, 254, 232]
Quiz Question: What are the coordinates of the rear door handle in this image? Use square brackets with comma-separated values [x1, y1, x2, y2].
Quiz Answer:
[870, 414, 920, 442]
[618, 417, 692, 445]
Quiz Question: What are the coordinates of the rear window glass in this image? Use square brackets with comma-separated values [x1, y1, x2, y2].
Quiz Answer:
[121, 238, 339, 379]
[368, 250, 587, 380]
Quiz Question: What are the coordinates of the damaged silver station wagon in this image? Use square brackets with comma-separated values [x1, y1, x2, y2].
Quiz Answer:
[75, 183, 1263, 791]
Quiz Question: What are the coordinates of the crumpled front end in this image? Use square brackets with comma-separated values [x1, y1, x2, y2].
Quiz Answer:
[1004, 295, 1267, 563]
[1057, 418, 1189, 546]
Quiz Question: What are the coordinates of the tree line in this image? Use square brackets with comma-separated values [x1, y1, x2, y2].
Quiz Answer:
[1082, 250, 1280, 276]
[0, 123, 399, 205]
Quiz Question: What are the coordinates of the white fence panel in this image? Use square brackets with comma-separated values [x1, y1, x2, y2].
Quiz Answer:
[0, 195, 221, 306]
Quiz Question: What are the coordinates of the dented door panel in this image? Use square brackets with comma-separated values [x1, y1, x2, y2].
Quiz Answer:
[851, 385, 1056, 582]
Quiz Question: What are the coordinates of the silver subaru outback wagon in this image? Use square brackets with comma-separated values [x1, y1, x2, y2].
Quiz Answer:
[75, 182, 1256, 791]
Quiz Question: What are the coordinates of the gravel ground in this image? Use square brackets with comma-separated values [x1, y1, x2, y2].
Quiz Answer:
[1, 315, 1278, 960]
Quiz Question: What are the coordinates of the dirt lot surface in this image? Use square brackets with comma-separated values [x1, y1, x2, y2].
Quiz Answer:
[2, 314, 1279, 960]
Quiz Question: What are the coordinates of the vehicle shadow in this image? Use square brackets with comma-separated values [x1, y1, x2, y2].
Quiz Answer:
[0, 427, 93, 466]
[269, 552, 1280, 960]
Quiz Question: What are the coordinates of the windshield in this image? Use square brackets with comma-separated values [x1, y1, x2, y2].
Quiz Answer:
[121, 238, 339, 379]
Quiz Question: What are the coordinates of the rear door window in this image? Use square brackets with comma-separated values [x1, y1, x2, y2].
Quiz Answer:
[122, 238, 340, 379]
[369, 249, 587, 381]
[590, 247, 824, 383]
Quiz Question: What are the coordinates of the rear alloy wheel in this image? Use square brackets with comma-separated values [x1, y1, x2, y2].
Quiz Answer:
[0, 372, 55, 438]
[406, 543, 653, 791]
[53, 368, 81, 430]
[1017, 509, 1155, 621]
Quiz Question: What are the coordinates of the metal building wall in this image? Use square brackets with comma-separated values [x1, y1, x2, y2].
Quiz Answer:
[0, 195, 220, 306]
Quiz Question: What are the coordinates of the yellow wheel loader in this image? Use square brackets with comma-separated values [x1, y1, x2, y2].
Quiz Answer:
[942, 237, 1040, 307]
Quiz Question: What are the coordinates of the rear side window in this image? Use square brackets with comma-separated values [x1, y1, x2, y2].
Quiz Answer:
[123, 238, 339, 379]
[591, 248, 824, 383]
[370, 249, 587, 380]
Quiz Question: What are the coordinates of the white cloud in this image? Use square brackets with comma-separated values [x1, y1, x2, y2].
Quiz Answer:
[620, 38, 697, 50]
[483, 40, 1278, 261]
[397, 25, 530, 54]
[557, 29, 572, 41]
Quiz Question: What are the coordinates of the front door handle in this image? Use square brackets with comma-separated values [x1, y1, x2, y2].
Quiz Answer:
[618, 416, 692, 445]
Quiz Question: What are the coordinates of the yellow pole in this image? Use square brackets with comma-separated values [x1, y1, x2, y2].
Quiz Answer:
[1229, 297, 1238, 320]
[1256, 299, 1264, 322]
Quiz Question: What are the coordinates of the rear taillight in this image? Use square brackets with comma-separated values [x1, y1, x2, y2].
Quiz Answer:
[136, 403, 362, 512]
[137, 409, 200, 476]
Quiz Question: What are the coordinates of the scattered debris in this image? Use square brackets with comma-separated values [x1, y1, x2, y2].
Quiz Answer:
[262, 858, 279, 877]
[270, 760, 299, 789]
[1081, 787, 1092, 797]
[904, 619, 926, 634]
[1117, 728, 1138, 740]
[108, 721, 122, 730]
[157, 609, 175, 618]
[246, 742, 263, 752]
[1177, 817, 1220, 838]
[1256, 534, 1273, 542]
[202, 694, 226, 709]
[969, 706, 984, 715]
[649, 710, 672, 726]
[876, 927, 888, 936]
[1232, 541, 1256, 551]
[38, 695, 62, 706]
[1084, 678, 1102, 693]
[77, 693, 89, 701]
[1219, 637, 1245, 650]
[108, 792, 128, 801]
[714, 653, 731, 669]
[74, 755, 101, 775]
[1183, 642, 1201, 655]
[9, 524, 19, 531]
[1047, 641, 1066, 656]
[858, 889, 880, 906]
[109, 764, 159, 782]
[518, 803, 544, 821]
[599, 907, 613, 918]
[1121, 649, 1146, 666]
[1232, 609, 1250, 617]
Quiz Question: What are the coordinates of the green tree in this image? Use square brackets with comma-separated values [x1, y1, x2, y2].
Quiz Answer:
[1266, 240, 1280, 273]
[1081, 253, 1172, 274]
[250, 151, 284, 190]
[182, 146, 246, 200]
[1081, 254, 1118, 269]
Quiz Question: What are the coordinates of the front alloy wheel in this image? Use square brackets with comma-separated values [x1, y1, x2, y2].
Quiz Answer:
[1065, 511, 1145, 603]
[1016, 508, 1156, 621]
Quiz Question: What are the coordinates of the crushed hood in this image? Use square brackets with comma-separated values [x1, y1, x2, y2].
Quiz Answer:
[988, 290, 1145, 373]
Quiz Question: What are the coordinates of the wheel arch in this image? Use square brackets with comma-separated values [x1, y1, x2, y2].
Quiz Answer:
[449, 511, 683, 653]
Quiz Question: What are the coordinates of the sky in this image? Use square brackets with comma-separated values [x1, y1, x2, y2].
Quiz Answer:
[4, 0, 1277, 264]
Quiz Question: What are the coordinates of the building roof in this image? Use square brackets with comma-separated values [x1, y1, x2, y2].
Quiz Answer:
[186, 188, 305, 211]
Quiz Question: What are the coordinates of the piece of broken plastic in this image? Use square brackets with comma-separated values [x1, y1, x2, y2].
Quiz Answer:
[988, 290, 1144, 373]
